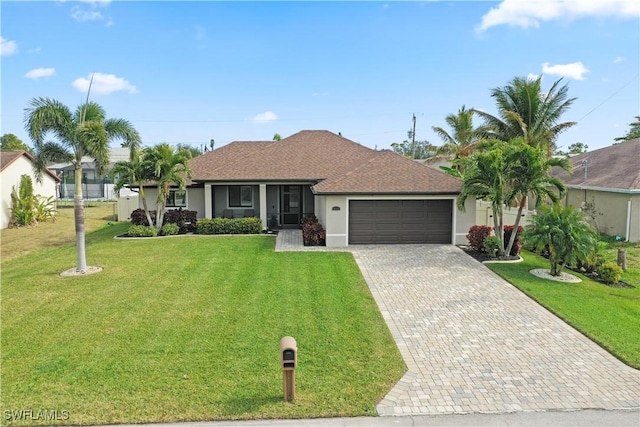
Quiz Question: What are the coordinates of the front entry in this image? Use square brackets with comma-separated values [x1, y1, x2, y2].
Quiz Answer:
[281, 185, 302, 227]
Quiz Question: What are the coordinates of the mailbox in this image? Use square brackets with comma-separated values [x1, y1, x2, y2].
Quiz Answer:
[279, 336, 297, 402]
[280, 336, 297, 369]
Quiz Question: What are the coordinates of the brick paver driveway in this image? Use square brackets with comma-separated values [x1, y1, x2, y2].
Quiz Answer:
[350, 244, 640, 416]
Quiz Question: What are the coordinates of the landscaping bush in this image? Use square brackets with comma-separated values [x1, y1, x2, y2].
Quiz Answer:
[163, 209, 198, 233]
[130, 208, 197, 233]
[196, 217, 262, 235]
[302, 215, 326, 246]
[128, 225, 158, 237]
[467, 225, 492, 252]
[503, 225, 524, 256]
[161, 223, 180, 236]
[483, 236, 502, 258]
[130, 208, 156, 226]
[597, 261, 623, 284]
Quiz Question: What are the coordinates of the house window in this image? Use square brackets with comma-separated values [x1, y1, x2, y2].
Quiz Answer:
[166, 190, 187, 207]
[229, 185, 252, 207]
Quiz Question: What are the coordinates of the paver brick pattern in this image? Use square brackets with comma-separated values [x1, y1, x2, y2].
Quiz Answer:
[275, 231, 640, 416]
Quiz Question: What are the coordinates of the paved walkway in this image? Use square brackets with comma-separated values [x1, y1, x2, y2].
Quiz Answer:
[275, 230, 640, 416]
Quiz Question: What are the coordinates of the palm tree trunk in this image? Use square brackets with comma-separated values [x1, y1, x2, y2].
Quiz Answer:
[138, 185, 153, 227]
[505, 201, 525, 256]
[74, 164, 88, 272]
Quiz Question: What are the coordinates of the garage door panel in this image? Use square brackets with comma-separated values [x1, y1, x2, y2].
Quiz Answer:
[349, 200, 452, 244]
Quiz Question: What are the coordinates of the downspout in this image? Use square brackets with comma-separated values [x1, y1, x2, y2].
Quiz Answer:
[625, 199, 632, 242]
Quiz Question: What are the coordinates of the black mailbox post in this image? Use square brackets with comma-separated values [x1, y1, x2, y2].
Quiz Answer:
[279, 336, 297, 402]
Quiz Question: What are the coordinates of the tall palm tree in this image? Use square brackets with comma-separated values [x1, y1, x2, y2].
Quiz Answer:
[111, 148, 154, 227]
[502, 138, 570, 255]
[25, 97, 140, 273]
[143, 143, 192, 231]
[430, 105, 491, 176]
[473, 76, 577, 155]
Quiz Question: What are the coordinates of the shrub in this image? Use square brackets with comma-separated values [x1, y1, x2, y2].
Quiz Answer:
[163, 209, 198, 233]
[161, 223, 180, 236]
[597, 262, 623, 284]
[302, 215, 326, 246]
[503, 225, 524, 256]
[128, 225, 158, 237]
[130, 208, 156, 226]
[196, 217, 262, 235]
[467, 225, 492, 252]
[34, 196, 56, 223]
[483, 236, 502, 258]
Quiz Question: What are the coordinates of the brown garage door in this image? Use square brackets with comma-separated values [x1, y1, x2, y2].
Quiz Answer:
[349, 200, 452, 244]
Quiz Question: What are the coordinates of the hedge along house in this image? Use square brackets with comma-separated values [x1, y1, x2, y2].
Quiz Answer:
[141, 130, 476, 246]
[552, 138, 640, 242]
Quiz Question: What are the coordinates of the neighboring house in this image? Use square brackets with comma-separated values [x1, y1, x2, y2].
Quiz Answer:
[48, 147, 136, 200]
[0, 150, 59, 229]
[142, 130, 476, 246]
[552, 138, 640, 242]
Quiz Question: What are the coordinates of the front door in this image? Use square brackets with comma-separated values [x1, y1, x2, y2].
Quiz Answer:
[281, 185, 302, 226]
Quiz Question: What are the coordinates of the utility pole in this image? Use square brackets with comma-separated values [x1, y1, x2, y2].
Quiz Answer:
[411, 113, 417, 159]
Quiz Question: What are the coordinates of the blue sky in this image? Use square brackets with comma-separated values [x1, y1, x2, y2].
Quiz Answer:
[2, 1, 638, 153]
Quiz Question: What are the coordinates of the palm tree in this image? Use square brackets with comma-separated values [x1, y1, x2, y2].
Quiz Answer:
[431, 105, 491, 163]
[143, 143, 192, 231]
[457, 141, 509, 255]
[25, 97, 140, 273]
[523, 204, 597, 276]
[502, 138, 570, 255]
[473, 76, 576, 155]
[111, 149, 154, 227]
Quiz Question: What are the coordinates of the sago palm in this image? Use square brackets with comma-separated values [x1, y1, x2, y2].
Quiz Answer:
[25, 97, 140, 273]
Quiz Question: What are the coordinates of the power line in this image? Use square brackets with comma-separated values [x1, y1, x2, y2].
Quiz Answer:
[577, 73, 639, 122]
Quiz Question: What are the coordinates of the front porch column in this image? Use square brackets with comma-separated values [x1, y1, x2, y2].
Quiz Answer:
[259, 184, 267, 229]
[204, 183, 212, 219]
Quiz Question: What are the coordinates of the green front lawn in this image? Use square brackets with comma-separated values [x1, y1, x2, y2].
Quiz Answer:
[487, 250, 640, 369]
[1, 224, 405, 425]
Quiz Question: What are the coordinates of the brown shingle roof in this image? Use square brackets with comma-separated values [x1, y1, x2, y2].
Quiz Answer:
[0, 150, 60, 181]
[313, 150, 462, 194]
[188, 130, 461, 194]
[552, 138, 640, 191]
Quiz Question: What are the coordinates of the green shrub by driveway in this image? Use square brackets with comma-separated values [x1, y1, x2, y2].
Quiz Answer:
[1, 225, 404, 425]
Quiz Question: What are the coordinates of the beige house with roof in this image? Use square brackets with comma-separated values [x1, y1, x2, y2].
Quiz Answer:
[0, 150, 59, 229]
[552, 138, 640, 242]
[140, 130, 476, 246]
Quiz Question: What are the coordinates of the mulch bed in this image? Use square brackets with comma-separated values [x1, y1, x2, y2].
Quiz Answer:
[458, 246, 634, 289]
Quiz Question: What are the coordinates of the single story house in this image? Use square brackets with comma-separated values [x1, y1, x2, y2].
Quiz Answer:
[552, 138, 640, 242]
[0, 150, 59, 229]
[142, 130, 476, 246]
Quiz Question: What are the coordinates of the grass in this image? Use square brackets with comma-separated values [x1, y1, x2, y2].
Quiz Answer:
[486, 248, 640, 369]
[1, 224, 405, 425]
[0, 201, 117, 262]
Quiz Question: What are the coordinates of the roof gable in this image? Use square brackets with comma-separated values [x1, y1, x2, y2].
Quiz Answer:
[553, 138, 640, 191]
[0, 150, 60, 182]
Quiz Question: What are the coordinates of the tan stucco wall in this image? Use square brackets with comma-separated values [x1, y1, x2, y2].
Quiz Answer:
[319, 194, 474, 247]
[1, 156, 58, 229]
[565, 189, 640, 242]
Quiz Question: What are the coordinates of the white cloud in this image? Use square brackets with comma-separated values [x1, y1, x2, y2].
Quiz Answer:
[24, 68, 56, 79]
[249, 111, 278, 124]
[71, 6, 104, 22]
[72, 72, 138, 95]
[1, 36, 18, 56]
[478, 0, 640, 32]
[613, 56, 626, 64]
[541, 62, 589, 80]
[527, 73, 540, 81]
